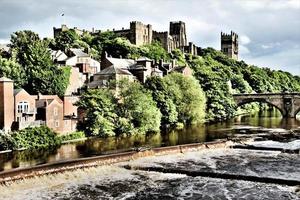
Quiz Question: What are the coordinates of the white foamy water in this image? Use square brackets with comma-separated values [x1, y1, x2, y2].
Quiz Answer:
[248, 139, 300, 150]
[122, 148, 300, 181]
[1, 148, 299, 199]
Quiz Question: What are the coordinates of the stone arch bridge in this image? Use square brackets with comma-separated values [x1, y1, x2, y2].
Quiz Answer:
[232, 93, 300, 118]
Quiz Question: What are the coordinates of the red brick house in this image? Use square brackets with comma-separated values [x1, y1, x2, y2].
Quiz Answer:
[0, 77, 78, 134]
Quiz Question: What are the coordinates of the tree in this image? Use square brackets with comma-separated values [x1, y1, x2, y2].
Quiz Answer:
[142, 41, 169, 61]
[118, 80, 162, 133]
[145, 76, 178, 125]
[0, 56, 25, 88]
[76, 89, 117, 136]
[53, 30, 80, 51]
[164, 73, 206, 124]
[9, 31, 70, 96]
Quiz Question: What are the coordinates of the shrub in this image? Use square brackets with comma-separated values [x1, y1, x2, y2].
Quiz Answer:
[59, 131, 86, 142]
[0, 126, 61, 150]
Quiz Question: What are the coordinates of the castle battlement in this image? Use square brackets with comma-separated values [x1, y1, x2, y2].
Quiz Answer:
[221, 31, 239, 60]
[153, 31, 169, 35]
[221, 31, 238, 39]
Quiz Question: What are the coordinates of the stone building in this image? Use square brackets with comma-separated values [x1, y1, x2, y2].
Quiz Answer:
[221, 31, 239, 60]
[53, 21, 201, 55]
[112, 21, 202, 55]
[169, 21, 187, 49]
[53, 24, 93, 38]
[50, 48, 100, 95]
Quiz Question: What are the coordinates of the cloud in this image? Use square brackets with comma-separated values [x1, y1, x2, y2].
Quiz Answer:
[240, 35, 251, 45]
[0, 0, 299, 75]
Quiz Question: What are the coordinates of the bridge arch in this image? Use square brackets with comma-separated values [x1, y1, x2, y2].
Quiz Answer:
[235, 99, 285, 117]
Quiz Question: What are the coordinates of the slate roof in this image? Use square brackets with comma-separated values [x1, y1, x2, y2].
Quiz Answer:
[136, 57, 152, 62]
[69, 48, 89, 57]
[106, 57, 135, 68]
[97, 65, 133, 76]
[13, 88, 24, 96]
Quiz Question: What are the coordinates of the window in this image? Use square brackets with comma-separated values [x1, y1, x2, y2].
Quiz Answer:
[54, 107, 58, 116]
[55, 120, 59, 127]
[17, 102, 29, 113]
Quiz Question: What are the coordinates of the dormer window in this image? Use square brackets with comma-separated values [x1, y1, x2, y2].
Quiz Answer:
[17, 101, 29, 113]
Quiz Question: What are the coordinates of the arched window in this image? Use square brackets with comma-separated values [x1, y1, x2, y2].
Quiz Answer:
[17, 101, 29, 113]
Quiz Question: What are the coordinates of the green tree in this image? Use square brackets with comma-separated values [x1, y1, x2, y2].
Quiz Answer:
[10, 31, 70, 96]
[76, 89, 117, 136]
[145, 76, 178, 125]
[118, 80, 162, 133]
[164, 73, 206, 124]
[142, 41, 169, 61]
[53, 30, 80, 51]
[0, 56, 25, 88]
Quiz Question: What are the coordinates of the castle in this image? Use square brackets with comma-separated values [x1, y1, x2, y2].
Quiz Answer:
[54, 21, 203, 56]
[53, 21, 239, 59]
[221, 31, 239, 60]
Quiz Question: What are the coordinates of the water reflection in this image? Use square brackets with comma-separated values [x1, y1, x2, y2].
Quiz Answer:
[0, 111, 299, 172]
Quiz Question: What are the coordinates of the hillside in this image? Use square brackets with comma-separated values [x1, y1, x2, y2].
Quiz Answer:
[1, 30, 299, 122]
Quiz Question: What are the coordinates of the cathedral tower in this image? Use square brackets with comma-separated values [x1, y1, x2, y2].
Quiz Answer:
[221, 31, 239, 60]
[169, 21, 187, 49]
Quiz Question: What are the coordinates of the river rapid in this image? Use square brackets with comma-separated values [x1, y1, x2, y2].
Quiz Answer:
[0, 112, 300, 199]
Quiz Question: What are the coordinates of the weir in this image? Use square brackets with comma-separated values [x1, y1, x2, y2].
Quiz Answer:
[0, 140, 229, 183]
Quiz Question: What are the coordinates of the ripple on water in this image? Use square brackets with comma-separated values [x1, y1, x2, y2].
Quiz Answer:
[0, 164, 299, 200]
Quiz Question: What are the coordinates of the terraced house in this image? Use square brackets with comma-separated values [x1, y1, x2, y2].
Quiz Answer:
[0, 77, 78, 134]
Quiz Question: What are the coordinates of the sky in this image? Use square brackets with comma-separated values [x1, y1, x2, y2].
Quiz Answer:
[0, 0, 299, 75]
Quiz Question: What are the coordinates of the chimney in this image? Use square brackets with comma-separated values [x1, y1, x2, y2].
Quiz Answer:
[159, 59, 163, 67]
[104, 51, 108, 58]
[0, 77, 14, 132]
[172, 59, 176, 68]
[120, 55, 122, 59]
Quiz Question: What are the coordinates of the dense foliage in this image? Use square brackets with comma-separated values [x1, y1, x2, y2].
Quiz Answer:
[118, 81, 162, 134]
[59, 131, 86, 142]
[0, 56, 25, 88]
[77, 81, 162, 137]
[77, 74, 206, 136]
[145, 73, 206, 125]
[0, 126, 61, 150]
[5, 31, 71, 96]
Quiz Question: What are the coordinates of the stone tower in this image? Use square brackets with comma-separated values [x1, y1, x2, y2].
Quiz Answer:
[129, 21, 153, 46]
[169, 21, 187, 49]
[221, 31, 239, 60]
[0, 77, 14, 132]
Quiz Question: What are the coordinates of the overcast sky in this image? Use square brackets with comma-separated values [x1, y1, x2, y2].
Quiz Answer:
[0, 0, 299, 75]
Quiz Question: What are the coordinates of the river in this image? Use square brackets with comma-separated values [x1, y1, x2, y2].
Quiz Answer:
[1, 111, 300, 199]
[0, 111, 299, 172]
